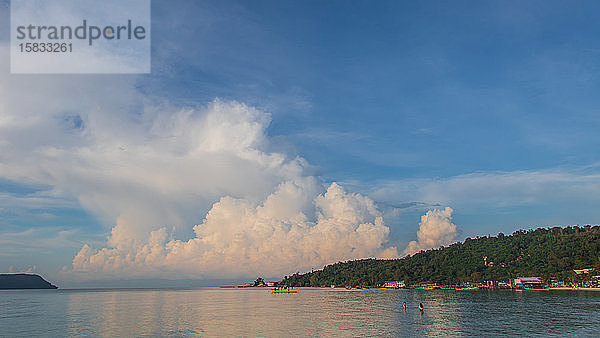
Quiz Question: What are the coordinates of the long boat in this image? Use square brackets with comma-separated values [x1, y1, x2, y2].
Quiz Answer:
[272, 288, 299, 293]
[524, 287, 550, 291]
[362, 287, 386, 290]
[456, 287, 479, 291]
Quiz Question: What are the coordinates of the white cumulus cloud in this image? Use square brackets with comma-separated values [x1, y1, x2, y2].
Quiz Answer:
[404, 207, 457, 256]
[71, 180, 396, 279]
[0, 61, 395, 279]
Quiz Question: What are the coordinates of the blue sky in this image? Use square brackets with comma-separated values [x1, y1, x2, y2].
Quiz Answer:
[145, 0, 600, 180]
[2, 0, 600, 284]
[145, 0, 600, 234]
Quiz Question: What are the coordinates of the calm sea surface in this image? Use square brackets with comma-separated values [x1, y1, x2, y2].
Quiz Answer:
[1, 288, 599, 337]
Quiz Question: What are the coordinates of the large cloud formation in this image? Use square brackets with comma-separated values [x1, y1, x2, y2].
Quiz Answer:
[0, 64, 396, 279]
[62, 98, 398, 278]
[73, 180, 396, 278]
[404, 207, 457, 256]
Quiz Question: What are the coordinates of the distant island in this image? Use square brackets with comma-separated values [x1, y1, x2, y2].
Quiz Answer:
[284, 225, 600, 288]
[0, 274, 58, 289]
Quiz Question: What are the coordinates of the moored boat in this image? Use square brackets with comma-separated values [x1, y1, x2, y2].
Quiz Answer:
[414, 283, 438, 290]
[272, 288, 299, 293]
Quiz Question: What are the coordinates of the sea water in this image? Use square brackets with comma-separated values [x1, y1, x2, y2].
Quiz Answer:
[1, 288, 599, 336]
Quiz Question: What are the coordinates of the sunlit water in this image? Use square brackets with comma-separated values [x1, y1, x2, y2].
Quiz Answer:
[1, 288, 599, 336]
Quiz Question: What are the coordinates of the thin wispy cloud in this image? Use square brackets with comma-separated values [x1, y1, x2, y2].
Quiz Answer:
[370, 166, 600, 208]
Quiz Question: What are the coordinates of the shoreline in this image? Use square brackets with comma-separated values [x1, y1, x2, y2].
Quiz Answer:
[550, 287, 600, 291]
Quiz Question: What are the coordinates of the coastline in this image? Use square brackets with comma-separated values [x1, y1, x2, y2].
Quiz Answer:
[550, 287, 600, 291]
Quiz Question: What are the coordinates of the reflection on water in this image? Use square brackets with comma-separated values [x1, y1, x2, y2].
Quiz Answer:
[1, 288, 600, 336]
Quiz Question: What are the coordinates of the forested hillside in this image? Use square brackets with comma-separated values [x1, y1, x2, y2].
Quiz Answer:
[283, 226, 600, 286]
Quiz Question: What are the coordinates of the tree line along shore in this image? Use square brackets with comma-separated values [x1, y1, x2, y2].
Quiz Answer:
[281, 226, 600, 289]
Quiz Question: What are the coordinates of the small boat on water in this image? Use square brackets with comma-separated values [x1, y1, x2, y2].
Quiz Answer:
[362, 287, 386, 290]
[272, 288, 299, 293]
[414, 283, 438, 290]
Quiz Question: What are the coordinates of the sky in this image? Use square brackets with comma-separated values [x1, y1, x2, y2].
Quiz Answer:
[2, 0, 600, 286]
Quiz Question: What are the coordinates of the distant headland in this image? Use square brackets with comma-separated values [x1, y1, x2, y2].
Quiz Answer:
[0, 274, 58, 289]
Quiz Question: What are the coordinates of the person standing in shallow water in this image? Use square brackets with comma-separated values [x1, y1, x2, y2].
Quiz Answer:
[419, 303, 424, 313]
[403, 301, 406, 312]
